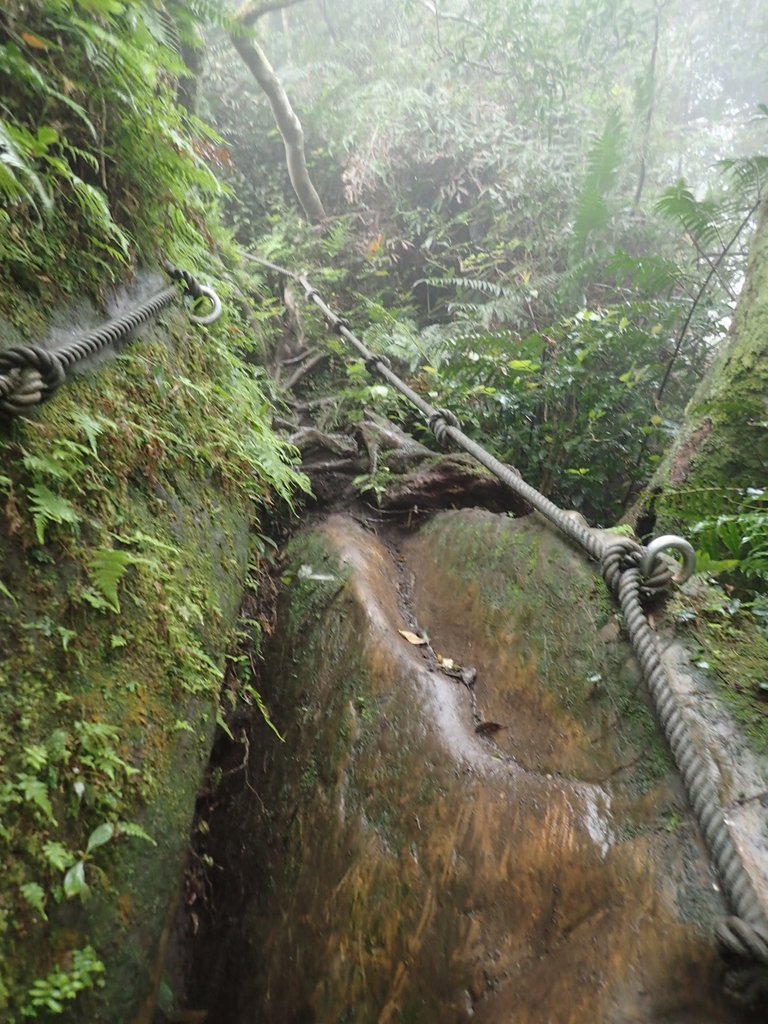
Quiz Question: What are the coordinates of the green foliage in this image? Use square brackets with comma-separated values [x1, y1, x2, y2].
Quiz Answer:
[572, 109, 625, 259]
[22, 946, 105, 1018]
[28, 484, 80, 545]
[219, 0, 764, 528]
[0, 0, 222, 291]
[659, 487, 768, 591]
[20, 883, 47, 922]
[87, 549, 143, 613]
[374, 301, 673, 521]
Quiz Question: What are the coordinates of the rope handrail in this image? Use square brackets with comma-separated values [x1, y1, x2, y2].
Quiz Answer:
[0, 262, 221, 420]
[247, 251, 768, 1007]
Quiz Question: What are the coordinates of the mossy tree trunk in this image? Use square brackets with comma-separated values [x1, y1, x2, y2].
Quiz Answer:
[231, 0, 326, 224]
[647, 196, 768, 524]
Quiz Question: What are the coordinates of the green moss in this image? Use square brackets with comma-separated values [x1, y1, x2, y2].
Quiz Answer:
[0, 281, 304, 1021]
[692, 616, 768, 757]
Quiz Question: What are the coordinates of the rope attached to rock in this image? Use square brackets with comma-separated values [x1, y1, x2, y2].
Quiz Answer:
[247, 251, 768, 1007]
[0, 262, 222, 420]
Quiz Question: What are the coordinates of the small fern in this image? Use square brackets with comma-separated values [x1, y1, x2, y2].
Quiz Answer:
[655, 181, 721, 250]
[571, 108, 625, 258]
[660, 486, 768, 586]
[116, 821, 157, 846]
[87, 549, 143, 613]
[28, 484, 80, 544]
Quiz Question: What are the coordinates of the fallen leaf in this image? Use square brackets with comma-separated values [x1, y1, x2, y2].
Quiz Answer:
[437, 655, 458, 671]
[399, 629, 427, 646]
[22, 31, 48, 49]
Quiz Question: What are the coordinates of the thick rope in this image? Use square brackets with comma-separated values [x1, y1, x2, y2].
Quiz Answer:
[605, 551, 768, 1006]
[0, 264, 219, 420]
[247, 252, 768, 1005]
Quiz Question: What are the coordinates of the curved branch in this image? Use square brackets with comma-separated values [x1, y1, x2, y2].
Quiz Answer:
[235, 0, 309, 28]
[230, 30, 326, 223]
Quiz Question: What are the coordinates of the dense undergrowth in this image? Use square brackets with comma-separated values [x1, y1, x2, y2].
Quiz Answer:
[209, 0, 768, 594]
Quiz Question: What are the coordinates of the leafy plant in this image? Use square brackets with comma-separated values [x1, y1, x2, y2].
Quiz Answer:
[87, 548, 145, 613]
[572, 108, 626, 259]
[22, 946, 105, 1017]
[659, 487, 768, 592]
[27, 484, 80, 545]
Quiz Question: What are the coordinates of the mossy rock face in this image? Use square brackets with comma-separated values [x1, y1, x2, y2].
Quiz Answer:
[0, 277, 288, 1022]
[191, 510, 755, 1024]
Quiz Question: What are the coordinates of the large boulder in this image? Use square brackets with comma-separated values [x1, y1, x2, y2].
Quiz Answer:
[187, 509, 765, 1023]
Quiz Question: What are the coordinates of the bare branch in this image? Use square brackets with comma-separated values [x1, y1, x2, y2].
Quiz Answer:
[229, 31, 326, 222]
[415, 0, 481, 31]
[235, 0, 309, 28]
[285, 351, 329, 390]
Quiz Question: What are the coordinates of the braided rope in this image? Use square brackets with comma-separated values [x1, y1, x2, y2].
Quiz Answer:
[160, 258, 204, 301]
[243, 260, 768, 1006]
[0, 263, 219, 420]
[0, 285, 177, 419]
[608, 559, 768, 1005]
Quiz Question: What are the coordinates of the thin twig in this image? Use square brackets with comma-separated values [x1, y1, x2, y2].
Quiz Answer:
[657, 199, 759, 404]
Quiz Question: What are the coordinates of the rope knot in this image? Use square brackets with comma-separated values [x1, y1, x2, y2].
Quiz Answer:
[364, 353, 392, 373]
[602, 534, 695, 600]
[428, 408, 460, 448]
[717, 916, 768, 1008]
[601, 537, 643, 593]
[0, 345, 66, 419]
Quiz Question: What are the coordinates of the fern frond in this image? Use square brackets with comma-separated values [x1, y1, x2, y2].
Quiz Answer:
[28, 484, 80, 544]
[572, 108, 625, 256]
[88, 549, 141, 613]
[655, 181, 721, 249]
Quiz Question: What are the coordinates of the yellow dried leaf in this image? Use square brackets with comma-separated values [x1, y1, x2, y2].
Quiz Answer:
[22, 32, 48, 49]
[398, 629, 427, 646]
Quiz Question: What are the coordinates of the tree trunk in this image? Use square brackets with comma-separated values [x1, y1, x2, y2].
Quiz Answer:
[640, 196, 768, 527]
[229, 29, 326, 223]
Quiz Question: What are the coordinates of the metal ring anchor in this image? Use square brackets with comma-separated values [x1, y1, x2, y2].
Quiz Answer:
[640, 534, 697, 586]
[187, 285, 222, 326]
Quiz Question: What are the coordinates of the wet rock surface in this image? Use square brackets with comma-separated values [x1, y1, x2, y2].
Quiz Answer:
[178, 509, 764, 1024]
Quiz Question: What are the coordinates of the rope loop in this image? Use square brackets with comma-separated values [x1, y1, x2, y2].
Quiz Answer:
[640, 534, 696, 587]
[335, 316, 351, 333]
[187, 285, 222, 326]
[162, 260, 222, 325]
[717, 917, 768, 1007]
[601, 536, 683, 600]
[0, 345, 66, 418]
[428, 407, 460, 448]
